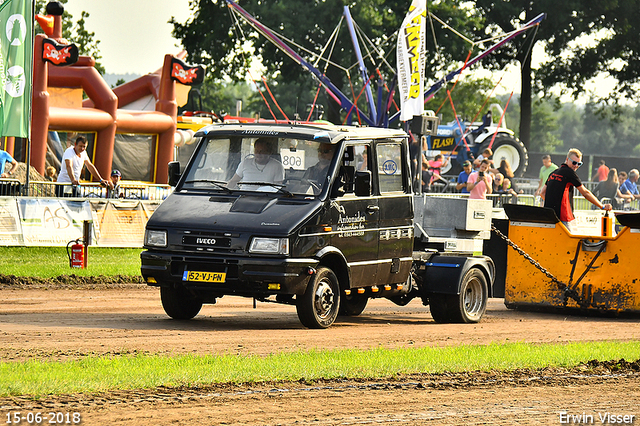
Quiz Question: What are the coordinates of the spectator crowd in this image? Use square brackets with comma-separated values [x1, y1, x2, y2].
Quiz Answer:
[420, 146, 638, 211]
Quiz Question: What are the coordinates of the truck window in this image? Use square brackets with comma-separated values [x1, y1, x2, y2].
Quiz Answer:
[181, 136, 339, 196]
[335, 144, 371, 198]
[377, 143, 404, 193]
[354, 145, 370, 173]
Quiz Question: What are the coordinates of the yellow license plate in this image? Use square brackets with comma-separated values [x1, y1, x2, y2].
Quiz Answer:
[183, 271, 226, 283]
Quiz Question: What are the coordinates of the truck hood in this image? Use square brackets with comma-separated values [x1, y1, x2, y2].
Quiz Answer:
[147, 192, 322, 235]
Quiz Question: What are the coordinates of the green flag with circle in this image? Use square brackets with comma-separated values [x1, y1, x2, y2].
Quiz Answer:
[0, 0, 33, 138]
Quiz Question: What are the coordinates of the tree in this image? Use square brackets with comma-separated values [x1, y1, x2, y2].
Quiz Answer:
[473, 0, 640, 151]
[35, 0, 105, 74]
[427, 78, 499, 124]
[536, 0, 640, 105]
[470, 0, 554, 149]
[578, 102, 640, 156]
[179, 80, 261, 118]
[529, 97, 561, 153]
[71, 11, 104, 74]
[172, 0, 481, 124]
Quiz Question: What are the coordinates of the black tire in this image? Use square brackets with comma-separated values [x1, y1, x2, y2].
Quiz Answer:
[160, 285, 203, 320]
[452, 268, 488, 323]
[296, 266, 340, 328]
[480, 135, 528, 177]
[429, 268, 488, 324]
[428, 293, 452, 323]
[339, 292, 368, 316]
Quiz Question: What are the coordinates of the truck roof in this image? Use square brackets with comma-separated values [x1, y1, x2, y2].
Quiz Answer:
[194, 122, 408, 144]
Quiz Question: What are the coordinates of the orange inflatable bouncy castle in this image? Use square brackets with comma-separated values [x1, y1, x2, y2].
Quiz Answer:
[31, 1, 204, 183]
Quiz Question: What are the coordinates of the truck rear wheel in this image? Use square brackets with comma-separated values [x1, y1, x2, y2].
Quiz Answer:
[453, 268, 488, 323]
[428, 294, 453, 323]
[160, 285, 203, 320]
[339, 292, 368, 316]
[296, 266, 340, 328]
[429, 268, 488, 324]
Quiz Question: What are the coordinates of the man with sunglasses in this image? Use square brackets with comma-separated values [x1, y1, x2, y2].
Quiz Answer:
[541, 148, 612, 231]
[304, 143, 336, 185]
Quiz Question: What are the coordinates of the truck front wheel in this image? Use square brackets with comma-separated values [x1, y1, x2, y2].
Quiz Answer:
[296, 266, 340, 328]
[160, 285, 203, 320]
[429, 268, 488, 324]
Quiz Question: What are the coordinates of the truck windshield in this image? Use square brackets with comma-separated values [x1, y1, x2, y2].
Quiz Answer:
[181, 136, 338, 196]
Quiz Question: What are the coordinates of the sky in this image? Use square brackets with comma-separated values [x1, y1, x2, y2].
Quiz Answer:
[63, 0, 192, 75]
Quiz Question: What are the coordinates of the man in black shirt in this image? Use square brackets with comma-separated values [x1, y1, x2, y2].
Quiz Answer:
[540, 148, 611, 231]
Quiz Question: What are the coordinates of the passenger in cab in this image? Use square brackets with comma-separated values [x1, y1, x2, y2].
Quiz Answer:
[304, 143, 336, 184]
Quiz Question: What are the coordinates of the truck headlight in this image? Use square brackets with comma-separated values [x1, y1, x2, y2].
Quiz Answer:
[145, 230, 167, 247]
[249, 237, 289, 255]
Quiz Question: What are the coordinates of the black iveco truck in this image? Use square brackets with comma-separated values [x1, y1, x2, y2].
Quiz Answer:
[141, 123, 494, 328]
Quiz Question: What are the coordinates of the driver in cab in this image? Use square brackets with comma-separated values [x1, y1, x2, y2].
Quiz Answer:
[228, 137, 285, 189]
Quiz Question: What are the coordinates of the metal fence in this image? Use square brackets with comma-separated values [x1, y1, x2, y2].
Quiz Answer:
[0, 179, 22, 196]
[433, 175, 639, 210]
[23, 181, 173, 200]
[5, 177, 640, 211]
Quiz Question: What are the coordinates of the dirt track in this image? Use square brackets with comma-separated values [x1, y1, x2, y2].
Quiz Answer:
[1, 284, 639, 425]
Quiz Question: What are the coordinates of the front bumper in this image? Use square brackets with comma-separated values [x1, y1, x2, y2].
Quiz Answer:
[141, 250, 318, 297]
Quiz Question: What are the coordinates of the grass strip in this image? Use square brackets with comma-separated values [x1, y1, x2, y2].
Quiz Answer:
[1, 341, 638, 397]
[0, 247, 143, 277]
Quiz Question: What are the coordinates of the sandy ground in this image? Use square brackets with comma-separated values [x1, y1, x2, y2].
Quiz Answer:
[0, 284, 639, 425]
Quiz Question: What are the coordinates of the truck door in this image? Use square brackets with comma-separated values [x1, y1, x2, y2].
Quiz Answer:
[375, 141, 413, 285]
[330, 144, 379, 287]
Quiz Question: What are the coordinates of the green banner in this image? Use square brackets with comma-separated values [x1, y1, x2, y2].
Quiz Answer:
[0, 0, 33, 138]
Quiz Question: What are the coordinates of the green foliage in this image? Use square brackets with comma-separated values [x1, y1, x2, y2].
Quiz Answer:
[34, 0, 105, 74]
[0, 247, 142, 278]
[180, 80, 262, 118]
[1, 341, 637, 396]
[172, 0, 640, 150]
[470, 0, 640, 147]
[536, 0, 640, 103]
[577, 101, 640, 156]
[71, 11, 104, 75]
[529, 97, 562, 152]
[427, 78, 499, 124]
[172, 0, 482, 124]
[512, 97, 640, 156]
[113, 78, 126, 88]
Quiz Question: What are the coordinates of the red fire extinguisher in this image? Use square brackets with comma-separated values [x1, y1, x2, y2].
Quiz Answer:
[67, 238, 85, 269]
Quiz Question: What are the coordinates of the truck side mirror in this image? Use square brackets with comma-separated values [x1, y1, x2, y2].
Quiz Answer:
[354, 170, 371, 196]
[331, 166, 355, 198]
[341, 165, 355, 194]
[168, 161, 181, 187]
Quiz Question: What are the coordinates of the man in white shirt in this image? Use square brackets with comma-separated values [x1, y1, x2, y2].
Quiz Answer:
[56, 136, 109, 197]
[228, 137, 284, 190]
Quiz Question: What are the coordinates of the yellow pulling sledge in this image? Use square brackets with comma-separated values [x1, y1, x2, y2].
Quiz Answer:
[501, 204, 640, 314]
